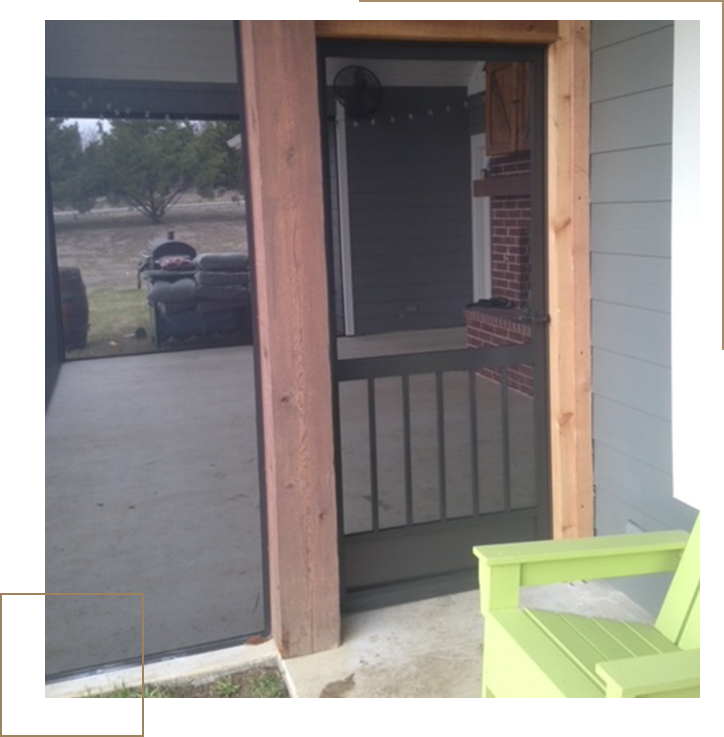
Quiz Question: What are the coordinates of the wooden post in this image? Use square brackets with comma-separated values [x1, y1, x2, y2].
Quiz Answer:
[238, 20, 340, 656]
[237, 18, 593, 658]
[546, 21, 593, 538]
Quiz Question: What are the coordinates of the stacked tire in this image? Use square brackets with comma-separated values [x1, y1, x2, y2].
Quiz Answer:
[58, 267, 89, 350]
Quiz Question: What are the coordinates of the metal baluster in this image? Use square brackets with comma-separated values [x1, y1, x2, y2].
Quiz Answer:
[500, 366, 511, 512]
[402, 374, 413, 526]
[436, 372, 447, 521]
[368, 377, 379, 532]
[469, 369, 480, 515]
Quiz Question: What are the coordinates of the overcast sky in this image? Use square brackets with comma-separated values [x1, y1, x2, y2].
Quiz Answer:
[63, 118, 109, 143]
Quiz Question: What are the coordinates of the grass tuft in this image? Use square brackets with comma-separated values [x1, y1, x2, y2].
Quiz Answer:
[81, 666, 288, 698]
[246, 672, 287, 698]
[212, 676, 242, 698]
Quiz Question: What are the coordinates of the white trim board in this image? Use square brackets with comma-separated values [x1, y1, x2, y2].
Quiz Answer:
[671, 20, 706, 510]
[334, 101, 356, 336]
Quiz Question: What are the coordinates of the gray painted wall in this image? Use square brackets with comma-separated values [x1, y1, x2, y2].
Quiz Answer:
[45, 21, 240, 120]
[346, 87, 472, 334]
[45, 152, 62, 410]
[46, 21, 237, 83]
[590, 20, 698, 614]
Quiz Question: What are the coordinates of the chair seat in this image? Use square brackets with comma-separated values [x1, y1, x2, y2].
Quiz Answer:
[526, 610, 679, 689]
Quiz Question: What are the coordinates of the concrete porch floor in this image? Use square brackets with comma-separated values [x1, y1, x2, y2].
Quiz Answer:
[46, 580, 654, 698]
[283, 579, 653, 698]
[45, 342, 265, 676]
[46, 326, 532, 677]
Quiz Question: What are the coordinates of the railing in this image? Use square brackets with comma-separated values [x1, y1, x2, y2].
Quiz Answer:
[336, 344, 534, 533]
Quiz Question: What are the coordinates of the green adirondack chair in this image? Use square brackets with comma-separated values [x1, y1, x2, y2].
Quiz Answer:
[473, 514, 700, 697]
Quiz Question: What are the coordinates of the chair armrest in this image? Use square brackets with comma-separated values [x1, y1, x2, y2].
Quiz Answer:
[473, 530, 688, 613]
[596, 649, 700, 698]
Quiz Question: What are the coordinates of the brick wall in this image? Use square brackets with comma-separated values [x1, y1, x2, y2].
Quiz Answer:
[489, 152, 531, 306]
[465, 307, 533, 396]
[464, 150, 534, 396]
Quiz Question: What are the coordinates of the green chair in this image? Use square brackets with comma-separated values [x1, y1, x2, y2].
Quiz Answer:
[473, 515, 699, 697]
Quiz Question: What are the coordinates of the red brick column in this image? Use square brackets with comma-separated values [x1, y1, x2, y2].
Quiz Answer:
[465, 307, 533, 396]
[489, 152, 531, 307]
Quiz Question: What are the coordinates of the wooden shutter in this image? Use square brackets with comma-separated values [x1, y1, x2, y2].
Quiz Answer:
[485, 62, 531, 155]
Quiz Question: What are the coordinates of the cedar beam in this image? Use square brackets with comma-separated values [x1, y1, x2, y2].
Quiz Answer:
[237, 18, 592, 661]
[238, 20, 340, 657]
[316, 20, 558, 45]
[546, 21, 593, 539]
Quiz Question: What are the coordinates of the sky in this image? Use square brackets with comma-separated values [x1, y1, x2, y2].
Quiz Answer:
[62, 117, 109, 145]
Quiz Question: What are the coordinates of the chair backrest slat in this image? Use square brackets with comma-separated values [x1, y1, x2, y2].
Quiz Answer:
[655, 514, 700, 648]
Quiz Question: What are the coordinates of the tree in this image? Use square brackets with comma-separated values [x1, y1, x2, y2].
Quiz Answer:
[193, 121, 244, 196]
[47, 117, 245, 223]
[98, 119, 200, 224]
[45, 118, 101, 213]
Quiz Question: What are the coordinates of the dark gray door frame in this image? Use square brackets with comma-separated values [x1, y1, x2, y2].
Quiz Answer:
[319, 40, 551, 611]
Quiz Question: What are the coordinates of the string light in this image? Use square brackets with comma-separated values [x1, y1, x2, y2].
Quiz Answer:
[343, 97, 477, 130]
[52, 85, 477, 131]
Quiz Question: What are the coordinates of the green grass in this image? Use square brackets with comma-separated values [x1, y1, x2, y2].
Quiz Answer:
[212, 676, 242, 698]
[66, 288, 153, 359]
[88, 684, 173, 698]
[65, 286, 246, 360]
[244, 672, 288, 698]
[83, 667, 288, 698]
[74, 666, 291, 737]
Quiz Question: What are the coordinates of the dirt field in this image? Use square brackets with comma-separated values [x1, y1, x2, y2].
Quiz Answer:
[54, 193, 248, 290]
[53, 193, 249, 358]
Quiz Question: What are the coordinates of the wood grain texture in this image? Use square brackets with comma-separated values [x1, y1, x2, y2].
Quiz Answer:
[546, 21, 593, 539]
[239, 20, 340, 657]
[238, 19, 594, 657]
[316, 20, 558, 45]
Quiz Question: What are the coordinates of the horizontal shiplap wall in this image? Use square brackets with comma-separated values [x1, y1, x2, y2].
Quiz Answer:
[590, 21, 697, 612]
[346, 87, 472, 334]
